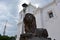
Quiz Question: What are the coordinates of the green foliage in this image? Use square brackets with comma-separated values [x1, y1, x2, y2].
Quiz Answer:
[0, 35, 16, 40]
[0, 36, 10, 40]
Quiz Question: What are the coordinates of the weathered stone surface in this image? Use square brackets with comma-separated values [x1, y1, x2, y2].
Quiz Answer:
[20, 13, 51, 40]
[29, 37, 51, 40]
[35, 28, 48, 38]
[23, 13, 36, 33]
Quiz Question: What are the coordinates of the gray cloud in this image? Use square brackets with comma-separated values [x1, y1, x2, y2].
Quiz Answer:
[0, 0, 19, 36]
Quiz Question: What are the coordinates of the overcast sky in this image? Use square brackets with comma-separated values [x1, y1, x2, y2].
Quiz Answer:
[0, 0, 19, 36]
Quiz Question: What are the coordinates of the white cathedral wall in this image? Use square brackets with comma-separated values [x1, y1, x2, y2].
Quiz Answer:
[16, 9, 25, 40]
[26, 4, 37, 14]
[16, 5, 39, 40]
[56, 0, 60, 3]
[26, 4, 42, 28]
[17, 1, 60, 40]
[34, 9, 42, 28]
[42, 2, 60, 40]
[16, 23, 23, 40]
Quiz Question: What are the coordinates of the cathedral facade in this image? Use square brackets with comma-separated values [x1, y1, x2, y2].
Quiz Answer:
[16, 0, 60, 40]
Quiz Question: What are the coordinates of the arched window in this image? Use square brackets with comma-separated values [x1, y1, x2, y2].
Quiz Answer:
[48, 10, 54, 18]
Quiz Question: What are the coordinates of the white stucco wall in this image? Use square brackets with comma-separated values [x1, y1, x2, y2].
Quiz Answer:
[34, 10, 42, 28]
[16, 23, 22, 40]
[16, 4, 39, 40]
[42, 2, 60, 40]
[26, 4, 36, 14]
[26, 4, 43, 28]
[17, 1, 60, 40]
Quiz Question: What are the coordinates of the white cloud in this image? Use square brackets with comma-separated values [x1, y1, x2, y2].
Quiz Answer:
[6, 30, 17, 36]
[0, 2, 18, 22]
[0, 1, 18, 36]
[20, 0, 30, 4]
[0, 15, 6, 18]
[0, 22, 13, 28]
[6, 22, 13, 27]
[0, 2, 9, 19]
[0, 21, 17, 36]
[0, 2, 8, 11]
